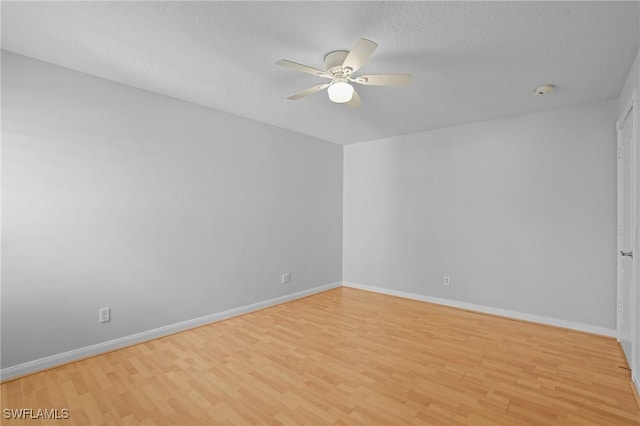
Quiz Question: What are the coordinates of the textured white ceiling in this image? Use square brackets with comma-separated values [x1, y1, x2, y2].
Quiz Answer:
[2, 1, 638, 145]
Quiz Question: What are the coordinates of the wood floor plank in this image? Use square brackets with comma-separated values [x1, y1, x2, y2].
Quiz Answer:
[1, 287, 639, 425]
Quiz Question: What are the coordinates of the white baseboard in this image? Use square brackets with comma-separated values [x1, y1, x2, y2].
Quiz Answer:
[0, 282, 342, 382]
[342, 281, 616, 338]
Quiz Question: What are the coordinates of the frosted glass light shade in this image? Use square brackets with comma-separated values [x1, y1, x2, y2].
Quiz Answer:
[327, 82, 354, 103]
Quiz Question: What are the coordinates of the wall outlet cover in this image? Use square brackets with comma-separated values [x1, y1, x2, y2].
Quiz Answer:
[99, 307, 110, 323]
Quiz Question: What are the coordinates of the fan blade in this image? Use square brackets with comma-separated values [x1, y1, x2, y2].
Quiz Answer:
[355, 74, 412, 86]
[347, 89, 362, 108]
[342, 38, 378, 74]
[287, 83, 331, 100]
[275, 59, 327, 77]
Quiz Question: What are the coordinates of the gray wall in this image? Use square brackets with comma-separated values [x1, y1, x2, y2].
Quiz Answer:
[344, 100, 617, 329]
[1, 51, 343, 369]
[619, 49, 639, 117]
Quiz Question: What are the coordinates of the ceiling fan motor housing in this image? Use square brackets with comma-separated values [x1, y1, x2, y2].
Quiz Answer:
[324, 50, 350, 74]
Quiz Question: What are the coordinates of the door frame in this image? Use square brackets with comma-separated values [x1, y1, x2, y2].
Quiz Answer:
[617, 88, 640, 385]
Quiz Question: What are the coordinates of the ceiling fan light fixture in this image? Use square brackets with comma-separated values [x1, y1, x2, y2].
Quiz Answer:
[276, 38, 411, 107]
[327, 81, 354, 103]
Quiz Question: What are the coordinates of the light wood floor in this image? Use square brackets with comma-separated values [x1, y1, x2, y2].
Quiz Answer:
[2, 287, 639, 425]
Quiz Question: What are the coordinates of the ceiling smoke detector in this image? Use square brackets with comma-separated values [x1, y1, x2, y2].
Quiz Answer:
[534, 84, 555, 96]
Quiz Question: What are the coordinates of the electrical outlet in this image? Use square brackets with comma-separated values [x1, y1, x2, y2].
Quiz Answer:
[444, 276, 450, 286]
[99, 307, 110, 323]
[281, 273, 290, 284]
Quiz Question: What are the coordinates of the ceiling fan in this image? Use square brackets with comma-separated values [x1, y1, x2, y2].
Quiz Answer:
[275, 38, 411, 108]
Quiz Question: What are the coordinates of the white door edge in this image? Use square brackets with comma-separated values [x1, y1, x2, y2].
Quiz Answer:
[617, 88, 639, 377]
